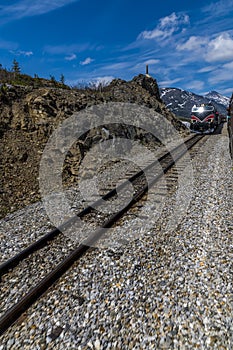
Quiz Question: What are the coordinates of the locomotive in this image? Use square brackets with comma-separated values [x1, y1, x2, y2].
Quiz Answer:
[227, 95, 233, 158]
[190, 103, 220, 133]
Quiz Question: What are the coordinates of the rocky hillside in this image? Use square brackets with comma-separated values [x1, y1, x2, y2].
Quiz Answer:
[0, 74, 188, 218]
[205, 91, 230, 107]
[160, 87, 229, 118]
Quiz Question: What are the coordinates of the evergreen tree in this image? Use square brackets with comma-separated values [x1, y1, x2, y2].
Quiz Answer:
[60, 73, 65, 84]
[12, 59, 21, 74]
[50, 75, 56, 83]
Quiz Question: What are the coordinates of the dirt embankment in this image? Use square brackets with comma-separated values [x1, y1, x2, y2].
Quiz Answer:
[0, 74, 189, 218]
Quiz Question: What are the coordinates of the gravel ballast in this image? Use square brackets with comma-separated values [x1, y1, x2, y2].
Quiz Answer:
[0, 127, 232, 349]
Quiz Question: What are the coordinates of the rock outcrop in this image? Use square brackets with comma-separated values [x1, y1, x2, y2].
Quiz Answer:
[0, 74, 188, 218]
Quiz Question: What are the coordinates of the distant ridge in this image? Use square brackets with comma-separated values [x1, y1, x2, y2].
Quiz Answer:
[160, 87, 230, 118]
[204, 91, 230, 107]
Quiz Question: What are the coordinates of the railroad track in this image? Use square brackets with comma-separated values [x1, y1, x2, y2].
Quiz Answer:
[0, 133, 205, 335]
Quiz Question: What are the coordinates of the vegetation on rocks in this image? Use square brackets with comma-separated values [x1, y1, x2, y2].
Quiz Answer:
[0, 60, 69, 89]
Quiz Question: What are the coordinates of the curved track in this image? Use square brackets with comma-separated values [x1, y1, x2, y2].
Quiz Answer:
[0, 133, 205, 335]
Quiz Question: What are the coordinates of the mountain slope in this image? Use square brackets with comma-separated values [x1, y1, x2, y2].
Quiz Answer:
[204, 91, 230, 108]
[160, 88, 229, 118]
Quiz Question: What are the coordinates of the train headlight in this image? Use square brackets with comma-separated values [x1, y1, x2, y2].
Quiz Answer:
[191, 116, 198, 123]
[205, 114, 215, 123]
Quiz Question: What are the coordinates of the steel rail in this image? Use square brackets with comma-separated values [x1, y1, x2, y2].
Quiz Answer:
[0, 134, 204, 335]
[0, 134, 201, 277]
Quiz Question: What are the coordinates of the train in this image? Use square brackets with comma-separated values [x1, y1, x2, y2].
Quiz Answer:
[190, 103, 220, 133]
[227, 95, 233, 158]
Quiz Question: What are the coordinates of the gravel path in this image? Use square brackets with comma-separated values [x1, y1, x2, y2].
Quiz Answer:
[0, 126, 232, 349]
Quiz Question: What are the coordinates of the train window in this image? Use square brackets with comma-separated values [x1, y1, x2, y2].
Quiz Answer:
[192, 106, 214, 112]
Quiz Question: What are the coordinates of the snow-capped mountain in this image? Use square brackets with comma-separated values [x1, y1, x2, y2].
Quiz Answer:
[204, 91, 230, 107]
[160, 88, 230, 118]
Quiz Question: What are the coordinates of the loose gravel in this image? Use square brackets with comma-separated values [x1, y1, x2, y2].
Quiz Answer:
[0, 127, 232, 349]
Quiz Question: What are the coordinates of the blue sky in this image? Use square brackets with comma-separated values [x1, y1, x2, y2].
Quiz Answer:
[0, 0, 233, 96]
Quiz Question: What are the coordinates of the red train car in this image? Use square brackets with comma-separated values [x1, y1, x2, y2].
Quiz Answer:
[227, 94, 233, 158]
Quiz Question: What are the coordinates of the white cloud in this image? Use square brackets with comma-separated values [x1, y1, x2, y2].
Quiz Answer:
[138, 12, 189, 41]
[198, 66, 217, 73]
[80, 57, 94, 65]
[103, 62, 130, 70]
[176, 32, 233, 64]
[222, 87, 233, 96]
[208, 60, 233, 84]
[144, 59, 160, 65]
[208, 70, 231, 84]
[22, 50, 33, 56]
[205, 33, 233, 62]
[65, 53, 76, 61]
[140, 28, 166, 40]
[11, 50, 33, 56]
[176, 36, 207, 51]
[0, 0, 78, 23]
[223, 61, 233, 69]
[133, 59, 160, 72]
[159, 77, 183, 87]
[185, 80, 205, 91]
[202, 0, 233, 16]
